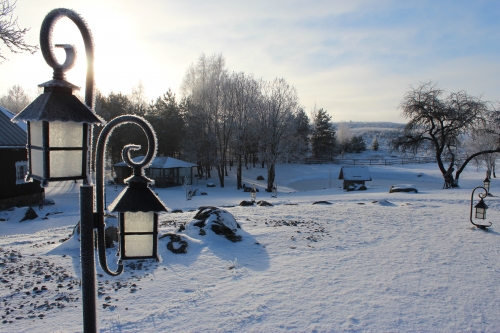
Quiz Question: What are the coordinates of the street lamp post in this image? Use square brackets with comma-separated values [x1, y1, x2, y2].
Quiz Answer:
[250, 184, 257, 202]
[470, 186, 492, 229]
[483, 176, 491, 195]
[12, 8, 167, 333]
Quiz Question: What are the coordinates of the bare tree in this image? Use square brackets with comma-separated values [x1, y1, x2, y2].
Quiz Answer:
[0, 84, 31, 113]
[0, 0, 38, 61]
[390, 81, 498, 187]
[227, 72, 261, 189]
[257, 78, 300, 191]
[129, 81, 148, 115]
[336, 122, 353, 154]
[463, 110, 500, 178]
[181, 53, 230, 186]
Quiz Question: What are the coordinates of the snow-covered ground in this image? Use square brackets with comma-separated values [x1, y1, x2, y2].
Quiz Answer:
[1, 162, 500, 332]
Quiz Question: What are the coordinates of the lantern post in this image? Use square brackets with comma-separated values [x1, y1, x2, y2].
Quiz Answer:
[470, 186, 492, 229]
[12, 9, 168, 333]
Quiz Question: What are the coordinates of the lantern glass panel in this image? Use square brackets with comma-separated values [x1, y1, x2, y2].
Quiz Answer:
[124, 211, 154, 233]
[50, 150, 82, 177]
[475, 207, 486, 219]
[30, 121, 43, 147]
[49, 121, 83, 147]
[31, 149, 43, 177]
[124, 234, 153, 257]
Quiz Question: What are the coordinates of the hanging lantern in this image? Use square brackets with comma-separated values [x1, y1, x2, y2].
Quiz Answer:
[474, 197, 488, 220]
[483, 177, 491, 192]
[108, 154, 167, 260]
[12, 45, 103, 187]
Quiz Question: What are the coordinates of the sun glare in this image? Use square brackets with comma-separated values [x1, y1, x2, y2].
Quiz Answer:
[45, 7, 143, 100]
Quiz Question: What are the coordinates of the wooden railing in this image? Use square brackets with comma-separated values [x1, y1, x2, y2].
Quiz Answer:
[304, 157, 436, 165]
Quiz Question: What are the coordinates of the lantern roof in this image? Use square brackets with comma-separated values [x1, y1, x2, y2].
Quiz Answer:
[12, 82, 103, 124]
[475, 198, 488, 210]
[108, 175, 168, 213]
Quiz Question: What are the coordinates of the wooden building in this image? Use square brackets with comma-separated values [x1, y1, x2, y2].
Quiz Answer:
[0, 106, 44, 209]
[338, 166, 372, 191]
[114, 156, 197, 188]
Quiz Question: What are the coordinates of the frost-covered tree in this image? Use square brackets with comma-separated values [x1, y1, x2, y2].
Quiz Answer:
[0, 0, 38, 61]
[0, 84, 30, 113]
[129, 81, 148, 116]
[336, 122, 353, 154]
[372, 137, 380, 151]
[181, 53, 231, 186]
[257, 78, 300, 191]
[311, 108, 335, 158]
[227, 72, 260, 189]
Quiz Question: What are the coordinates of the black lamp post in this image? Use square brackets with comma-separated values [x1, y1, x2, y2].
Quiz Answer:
[271, 182, 278, 198]
[470, 186, 492, 229]
[12, 8, 167, 333]
[250, 184, 257, 202]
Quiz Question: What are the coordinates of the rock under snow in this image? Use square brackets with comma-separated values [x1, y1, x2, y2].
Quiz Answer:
[389, 184, 418, 193]
[190, 206, 242, 242]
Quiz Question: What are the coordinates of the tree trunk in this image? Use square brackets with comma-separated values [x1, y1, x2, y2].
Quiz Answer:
[267, 163, 275, 192]
[217, 163, 225, 188]
[237, 154, 242, 189]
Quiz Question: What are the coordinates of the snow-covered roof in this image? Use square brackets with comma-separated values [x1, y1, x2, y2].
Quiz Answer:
[338, 166, 372, 181]
[114, 156, 197, 169]
[0, 106, 27, 147]
[0, 105, 27, 132]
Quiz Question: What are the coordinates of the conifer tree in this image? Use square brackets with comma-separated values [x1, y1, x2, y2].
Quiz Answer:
[311, 108, 336, 158]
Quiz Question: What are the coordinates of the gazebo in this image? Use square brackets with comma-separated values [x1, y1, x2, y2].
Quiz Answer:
[114, 156, 197, 188]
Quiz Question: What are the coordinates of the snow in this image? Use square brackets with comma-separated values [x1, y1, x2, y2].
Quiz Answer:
[1, 161, 500, 332]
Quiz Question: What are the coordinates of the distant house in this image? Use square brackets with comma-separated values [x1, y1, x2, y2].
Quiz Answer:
[0, 106, 44, 208]
[338, 166, 372, 191]
[113, 156, 197, 188]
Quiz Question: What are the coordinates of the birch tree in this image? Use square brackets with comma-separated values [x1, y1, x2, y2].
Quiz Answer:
[257, 78, 300, 191]
[181, 53, 231, 186]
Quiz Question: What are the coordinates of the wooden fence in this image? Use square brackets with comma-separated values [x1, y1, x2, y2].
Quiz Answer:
[304, 156, 436, 166]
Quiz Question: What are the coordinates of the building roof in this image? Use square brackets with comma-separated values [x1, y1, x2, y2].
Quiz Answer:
[0, 105, 27, 148]
[114, 156, 197, 169]
[338, 166, 372, 181]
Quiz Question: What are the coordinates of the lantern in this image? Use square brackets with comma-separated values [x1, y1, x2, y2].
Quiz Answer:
[469, 186, 492, 228]
[474, 197, 488, 220]
[108, 163, 167, 260]
[12, 52, 103, 187]
[483, 177, 491, 193]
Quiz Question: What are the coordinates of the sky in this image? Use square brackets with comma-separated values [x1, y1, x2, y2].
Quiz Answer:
[1, 0, 500, 122]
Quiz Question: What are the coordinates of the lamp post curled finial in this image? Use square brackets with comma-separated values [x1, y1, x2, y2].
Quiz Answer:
[40, 8, 94, 107]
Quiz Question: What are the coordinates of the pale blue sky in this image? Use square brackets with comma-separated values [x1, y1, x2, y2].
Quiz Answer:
[1, 0, 499, 122]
